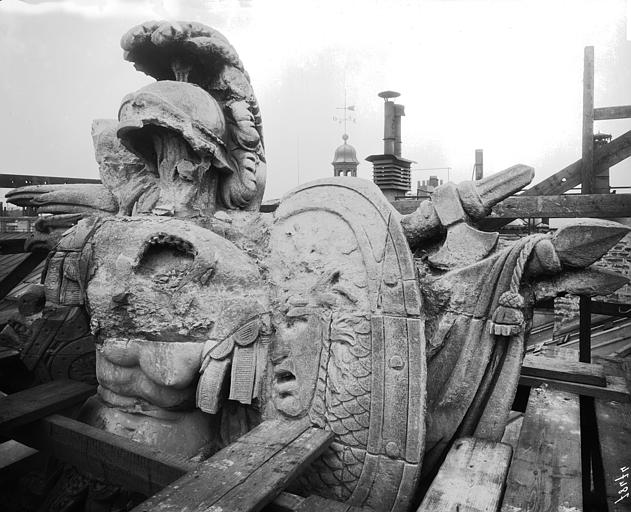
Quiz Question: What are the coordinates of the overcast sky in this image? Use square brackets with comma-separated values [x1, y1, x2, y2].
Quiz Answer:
[1, 0, 630, 202]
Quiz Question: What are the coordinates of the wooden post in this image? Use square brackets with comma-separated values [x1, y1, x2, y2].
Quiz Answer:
[579, 295, 591, 364]
[582, 46, 595, 194]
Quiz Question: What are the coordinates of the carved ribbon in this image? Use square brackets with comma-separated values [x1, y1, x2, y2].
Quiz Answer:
[196, 312, 271, 414]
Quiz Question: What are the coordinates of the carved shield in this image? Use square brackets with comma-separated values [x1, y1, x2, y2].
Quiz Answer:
[267, 178, 426, 512]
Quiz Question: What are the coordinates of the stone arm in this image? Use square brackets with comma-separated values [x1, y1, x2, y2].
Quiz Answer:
[6, 183, 116, 215]
[400, 164, 533, 258]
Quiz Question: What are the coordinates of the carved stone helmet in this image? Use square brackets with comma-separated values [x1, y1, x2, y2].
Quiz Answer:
[117, 80, 234, 172]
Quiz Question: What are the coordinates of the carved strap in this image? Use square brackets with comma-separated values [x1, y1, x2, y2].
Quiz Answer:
[229, 344, 256, 404]
[431, 182, 467, 227]
[196, 358, 230, 414]
[197, 312, 271, 411]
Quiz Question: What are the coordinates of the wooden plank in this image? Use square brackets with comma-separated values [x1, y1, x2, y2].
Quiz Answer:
[392, 128, 631, 221]
[294, 495, 351, 512]
[500, 411, 524, 454]
[519, 374, 630, 402]
[290, 494, 369, 512]
[487, 193, 631, 219]
[594, 105, 631, 120]
[0, 439, 41, 479]
[266, 492, 307, 512]
[13, 413, 191, 496]
[0, 173, 100, 188]
[591, 301, 631, 319]
[133, 418, 333, 512]
[611, 342, 631, 358]
[582, 46, 595, 194]
[594, 357, 631, 511]
[530, 128, 631, 197]
[593, 127, 631, 172]
[522, 353, 606, 387]
[417, 437, 512, 512]
[0, 253, 29, 287]
[15, 412, 331, 512]
[476, 128, 631, 231]
[503, 354, 582, 511]
[0, 380, 95, 435]
[0, 347, 19, 364]
[540, 346, 578, 361]
[394, 189, 631, 220]
[0, 236, 28, 254]
[580, 296, 592, 363]
[0, 251, 47, 300]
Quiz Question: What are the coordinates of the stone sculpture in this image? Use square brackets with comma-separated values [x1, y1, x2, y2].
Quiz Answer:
[5, 20, 630, 512]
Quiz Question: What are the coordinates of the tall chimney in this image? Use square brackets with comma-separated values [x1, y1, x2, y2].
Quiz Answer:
[366, 91, 414, 203]
[474, 149, 484, 180]
[394, 103, 405, 157]
[384, 100, 395, 154]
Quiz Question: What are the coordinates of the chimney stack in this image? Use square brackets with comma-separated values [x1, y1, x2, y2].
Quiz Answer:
[367, 91, 414, 203]
[474, 149, 484, 180]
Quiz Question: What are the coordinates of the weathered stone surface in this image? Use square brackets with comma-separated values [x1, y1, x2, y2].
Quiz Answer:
[532, 267, 630, 300]
[264, 178, 426, 511]
[4, 19, 631, 512]
[523, 237, 562, 277]
[5, 183, 117, 215]
[552, 218, 631, 268]
[121, 20, 266, 211]
[401, 165, 533, 269]
[92, 118, 159, 215]
[81, 216, 269, 457]
[117, 81, 232, 217]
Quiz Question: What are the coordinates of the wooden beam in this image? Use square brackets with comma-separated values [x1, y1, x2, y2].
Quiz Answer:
[526, 128, 631, 197]
[590, 301, 631, 318]
[487, 193, 631, 219]
[14, 412, 330, 512]
[476, 128, 631, 230]
[591, 300, 631, 318]
[0, 439, 41, 480]
[0, 380, 95, 435]
[395, 192, 631, 219]
[417, 437, 512, 512]
[580, 295, 592, 363]
[522, 354, 606, 387]
[133, 418, 333, 512]
[0, 347, 19, 365]
[391, 129, 631, 222]
[0, 236, 29, 254]
[582, 46, 595, 194]
[593, 127, 631, 171]
[594, 357, 631, 511]
[396, 175, 631, 223]
[503, 352, 582, 512]
[0, 251, 47, 301]
[519, 374, 630, 402]
[0, 173, 100, 188]
[294, 495, 369, 512]
[594, 105, 631, 120]
[268, 492, 307, 512]
[14, 413, 192, 496]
